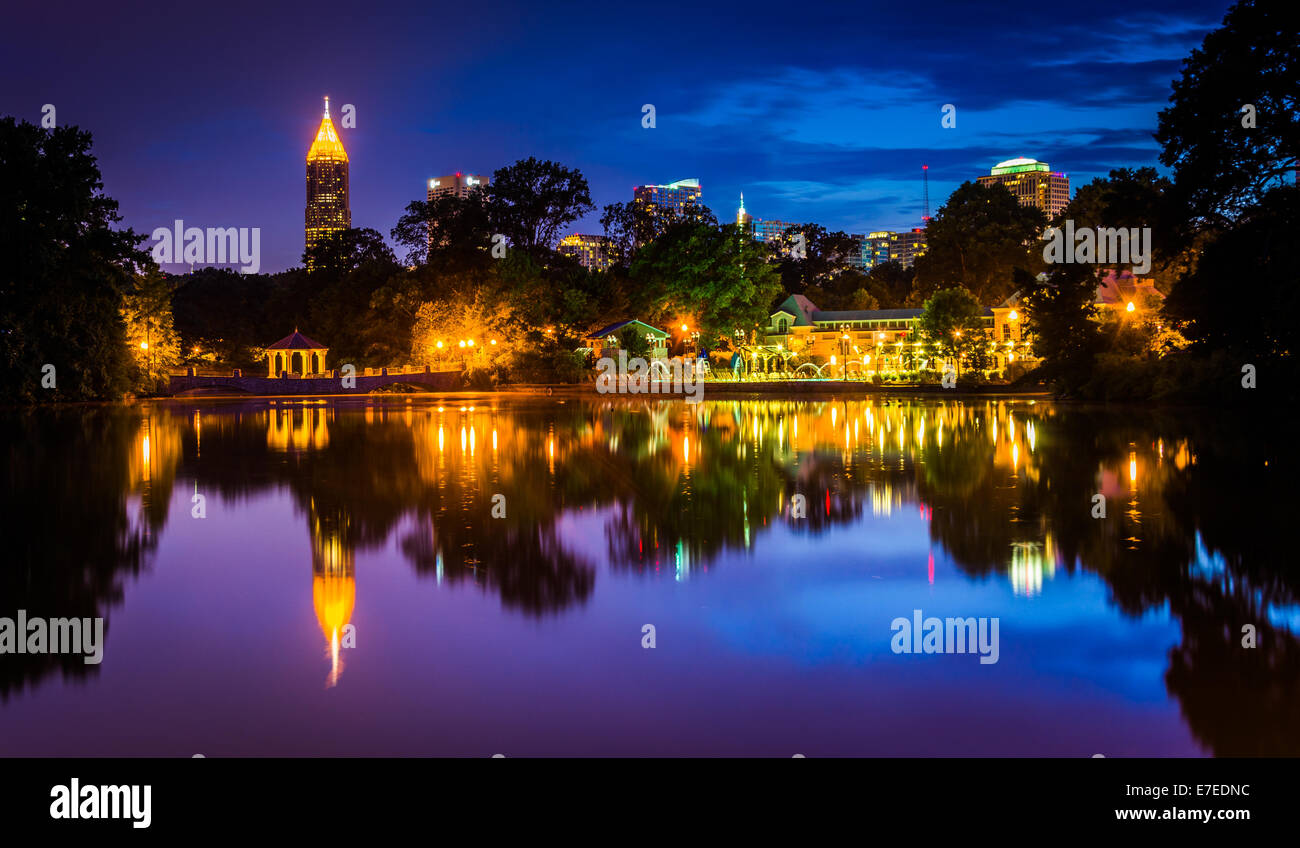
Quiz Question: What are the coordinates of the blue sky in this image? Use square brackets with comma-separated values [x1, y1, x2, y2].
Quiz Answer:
[1, 0, 1232, 272]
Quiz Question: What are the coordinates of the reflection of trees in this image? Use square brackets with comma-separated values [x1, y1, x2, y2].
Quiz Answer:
[0, 407, 175, 700]
[919, 403, 1300, 756]
[6, 396, 1297, 754]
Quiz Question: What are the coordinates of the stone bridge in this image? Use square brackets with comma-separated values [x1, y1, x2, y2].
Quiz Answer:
[168, 367, 463, 396]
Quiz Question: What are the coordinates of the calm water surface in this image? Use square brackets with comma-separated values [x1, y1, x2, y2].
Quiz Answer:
[1, 394, 1294, 756]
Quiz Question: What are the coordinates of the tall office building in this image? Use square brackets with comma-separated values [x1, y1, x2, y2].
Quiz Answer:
[752, 218, 799, 247]
[558, 234, 615, 271]
[976, 157, 1070, 219]
[633, 178, 702, 218]
[892, 228, 928, 267]
[305, 97, 351, 270]
[737, 193, 753, 231]
[427, 172, 490, 202]
[863, 232, 896, 268]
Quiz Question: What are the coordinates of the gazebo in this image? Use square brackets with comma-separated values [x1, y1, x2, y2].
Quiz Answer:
[267, 329, 329, 377]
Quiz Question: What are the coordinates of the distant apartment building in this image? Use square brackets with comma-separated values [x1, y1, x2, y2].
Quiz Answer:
[863, 232, 896, 269]
[558, 234, 615, 271]
[858, 228, 927, 269]
[976, 157, 1070, 219]
[633, 178, 702, 218]
[427, 172, 489, 202]
[892, 228, 927, 267]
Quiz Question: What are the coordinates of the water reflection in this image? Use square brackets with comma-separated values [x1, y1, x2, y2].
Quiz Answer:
[1, 395, 1295, 754]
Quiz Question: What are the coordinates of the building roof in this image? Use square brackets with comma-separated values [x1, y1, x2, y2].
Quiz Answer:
[774, 295, 933, 326]
[1095, 269, 1164, 306]
[587, 319, 668, 340]
[990, 157, 1048, 175]
[775, 294, 819, 326]
[307, 98, 348, 163]
[267, 330, 328, 350]
[812, 308, 925, 323]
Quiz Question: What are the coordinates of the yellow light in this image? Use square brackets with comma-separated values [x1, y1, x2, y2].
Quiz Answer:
[458, 340, 466, 348]
[436, 340, 443, 349]
[139, 342, 148, 350]
[681, 324, 689, 331]
[467, 339, 475, 347]
[1008, 310, 1019, 321]
[830, 355, 837, 365]
[1126, 301, 1135, 312]
[490, 339, 497, 345]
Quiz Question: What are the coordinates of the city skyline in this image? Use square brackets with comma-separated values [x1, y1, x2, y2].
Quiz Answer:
[0, 0, 1234, 272]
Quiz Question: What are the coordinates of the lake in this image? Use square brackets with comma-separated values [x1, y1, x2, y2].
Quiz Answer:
[1, 394, 1294, 756]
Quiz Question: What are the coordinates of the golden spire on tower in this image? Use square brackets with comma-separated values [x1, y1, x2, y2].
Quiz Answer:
[307, 95, 348, 163]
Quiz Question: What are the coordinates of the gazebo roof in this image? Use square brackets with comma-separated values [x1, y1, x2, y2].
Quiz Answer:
[267, 330, 328, 350]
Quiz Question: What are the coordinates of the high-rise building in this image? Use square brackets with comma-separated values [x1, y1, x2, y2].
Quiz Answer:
[305, 97, 350, 270]
[427, 172, 490, 203]
[558, 234, 615, 271]
[633, 178, 702, 218]
[752, 218, 800, 250]
[863, 231, 897, 268]
[976, 157, 1070, 219]
[737, 193, 753, 232]
[892, 228, 928, 268]
[857, 229, 927, 269]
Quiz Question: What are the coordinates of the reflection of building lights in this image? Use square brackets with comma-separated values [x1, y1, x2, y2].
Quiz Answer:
[1129, 451, 1137, 484]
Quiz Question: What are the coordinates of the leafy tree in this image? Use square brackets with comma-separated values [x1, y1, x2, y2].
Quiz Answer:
[1155, 0, 1300, 226]
[631, 222, 782, 347]
[121, 267, 182, 391]
[866, 260, 915, 308]
[1058, 167, 1188, 290]
[1163, 183, 1300, 365]
[0, 117, 146, 402]
[600, 200, 717, 264]
[303, 227, 398, 278]
[391, 191, 494, 267]
[1021, 263, 1104, 394]
[616, 326, 651, 359]
[487, 157, 594, 254]
[913, 181, 1046, 305]
[775, 224, 862, 296]
[917, 287, 990, 375]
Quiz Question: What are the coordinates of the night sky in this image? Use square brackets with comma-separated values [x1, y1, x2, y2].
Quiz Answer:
[1, 0, 1232, 272]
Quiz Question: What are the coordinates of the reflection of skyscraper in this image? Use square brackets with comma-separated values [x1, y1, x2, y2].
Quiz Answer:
[311, 510, 355, 688]
[305, 97, 351, 270]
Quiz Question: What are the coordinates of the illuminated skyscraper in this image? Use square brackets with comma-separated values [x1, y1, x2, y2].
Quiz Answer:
[558, 234, 615, 271]
[634, 178, 702, 218]
[976, 157, 1070, 219]
[427, 172, 489, 202]
[305, 97, 351, 270]
[736, 193, 753, 232]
